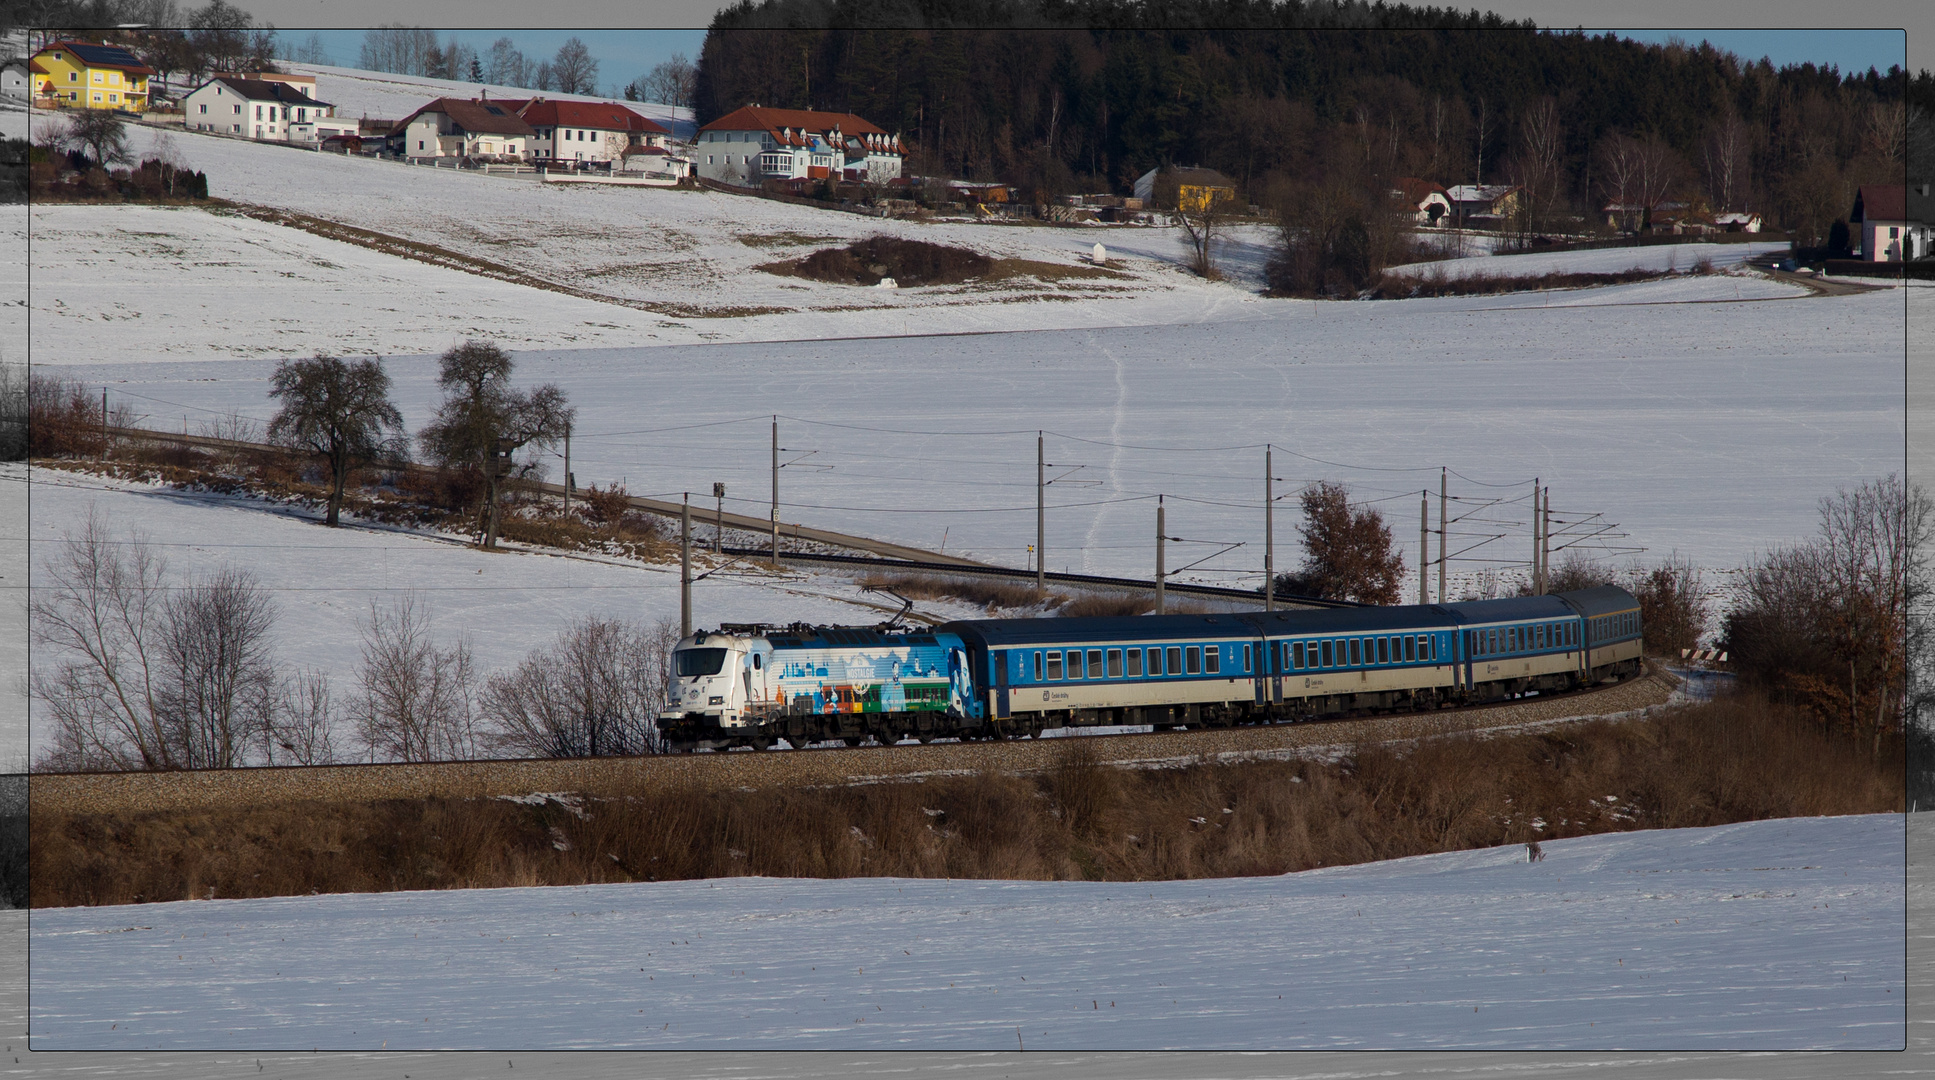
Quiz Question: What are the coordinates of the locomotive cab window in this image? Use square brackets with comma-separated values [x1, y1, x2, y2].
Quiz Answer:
[1047, 652, 1063, 680]
[677, 648, 728, 677]
[1127, 648, 1143, 677]
[1205, 648, 1220, 675]
[1185, 647, 1201, 674]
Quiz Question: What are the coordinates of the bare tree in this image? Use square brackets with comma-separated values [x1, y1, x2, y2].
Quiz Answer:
[633, 53, 696, 112]
[483, 617, 668, 758]
[483, 37, 532, 87]
[1595, 131, 1642, 228]
[358, 25, 438, 77]
[351, 595, 479, 762]
[1702, 112, 1752, 213]
[418, 340, 574, 550]
[551, 37, 598, 96]
[261, 669, 336, 765]
[156, 566, 276, 770]
[61, 109, 130, 169]
[1174, 195, 1227, 278]
[1515, 96, 1565, 226]
[267, 354, 406, 528]
[1863, 99, 1907, 168]
[1625, 555, 1709, 657]
[30, 514, 172, 770]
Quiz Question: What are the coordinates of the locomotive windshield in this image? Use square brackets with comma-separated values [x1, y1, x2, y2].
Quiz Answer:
[676, 647, 729, 677]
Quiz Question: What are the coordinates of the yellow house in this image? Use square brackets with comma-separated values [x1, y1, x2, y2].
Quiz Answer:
[30, 40, 155, 112]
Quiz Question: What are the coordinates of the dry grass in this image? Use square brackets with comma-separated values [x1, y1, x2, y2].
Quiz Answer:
[31, 690, 1899, 907]
[1369, 264, 1714, 300]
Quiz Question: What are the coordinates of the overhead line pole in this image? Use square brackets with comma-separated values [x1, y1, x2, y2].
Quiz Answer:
[770, 415, 780, 569]
[1438, 467, 1447, 604]
[1036, 431, 1045, 597]
[1420, 489, 1429, 605]
[1531, 478, 1540, 595]
[1264, 444, 1273, 613]
[681, 492, 692, 637]
[562, 419, 571, 520]
[1155, 495, 1166, 615]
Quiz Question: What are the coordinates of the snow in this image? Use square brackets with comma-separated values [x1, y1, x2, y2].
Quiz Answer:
[27, 813, 1906, 1051]
[270, 63, 693, 141]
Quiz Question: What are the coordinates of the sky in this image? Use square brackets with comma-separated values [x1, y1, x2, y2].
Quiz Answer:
[289, 29, 707, 96]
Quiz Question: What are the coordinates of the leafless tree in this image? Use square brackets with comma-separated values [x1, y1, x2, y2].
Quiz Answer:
[418, 340, 573, 550]
[60, 109, 131, 169]
[351, 594, 479, 763]
[483, 617, 669, 758]
[1702, 113, 1752, 213]
[1515, 96, 1565, 225]
[633, 53, 696, 112]
[0, 363, 25, 462]
[1624, 555, 1709, 657]
[30, 514, 172, 770]
[1174, 196, 1227, 278]
[358, 25, 438, 77]
[483, 37, 534, 88]
[1276, 480, 1404, 605]
[156, 566, 277, 770]
[551, 37, 598, 96]
[1863, 99, 1907, 168]
[260, 669, 336, 766]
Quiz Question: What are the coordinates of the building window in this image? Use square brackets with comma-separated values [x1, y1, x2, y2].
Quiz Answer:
[107, 93, 116, 103]
[198, 103, 206, 113]
[232, 103, 241, 114]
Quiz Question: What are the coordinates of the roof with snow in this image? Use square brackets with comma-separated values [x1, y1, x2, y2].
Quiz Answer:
[1446, 184, 1519, 205]
[515, 98, 669, 135]
[1394, 177, 1450, 205]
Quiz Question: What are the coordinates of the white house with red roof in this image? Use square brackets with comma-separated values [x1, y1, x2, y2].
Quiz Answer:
[695, 106, 903, 186]
[509, 97, 671, 164]
[394, 97, 537, 161]
[183, 75, 343, 142]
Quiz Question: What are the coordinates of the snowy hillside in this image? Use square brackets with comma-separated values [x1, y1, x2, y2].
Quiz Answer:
[272, 62, 692, 140]
[28, 813, 1905, 1051]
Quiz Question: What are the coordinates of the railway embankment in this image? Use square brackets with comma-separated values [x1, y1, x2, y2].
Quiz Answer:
[30, 666, 1680, 817]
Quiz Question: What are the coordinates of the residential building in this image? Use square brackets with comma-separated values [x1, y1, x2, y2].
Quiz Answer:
[0, 59, 29, 102]
[510, 98, 670, 164]
[695, 106, 903, 185]
[1851, 184, 1929, 262]
[1133, 166, 1236, 212]
[182, 75, 336, 141]
[1393, 177, 1452, 225]
[394, 97, 536, 161]
[29, 40, 153, 111]
[1710, 212, 1763, 233]
[1446, 184, 1521, 227]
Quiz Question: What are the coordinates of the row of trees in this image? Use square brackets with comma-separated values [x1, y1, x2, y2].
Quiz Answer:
[350, 26, 697, 110]
[698, 1, 1926, 248]
[12, 0, 277, 89]
[29, 516, 679, 771]
[266, 340, 571, 544]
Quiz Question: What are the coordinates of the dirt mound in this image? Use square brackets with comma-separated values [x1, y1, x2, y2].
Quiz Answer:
[784, 235, 993, 287]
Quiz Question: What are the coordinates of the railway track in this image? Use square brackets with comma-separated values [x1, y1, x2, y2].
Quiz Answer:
[30, 664, 1679, 817]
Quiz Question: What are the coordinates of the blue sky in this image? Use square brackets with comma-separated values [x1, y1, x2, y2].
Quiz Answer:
[1601, 29, 1908, 75]
[294, 30, 708, 95]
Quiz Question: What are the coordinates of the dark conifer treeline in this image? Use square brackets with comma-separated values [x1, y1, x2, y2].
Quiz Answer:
[700, 0, 1925, 242]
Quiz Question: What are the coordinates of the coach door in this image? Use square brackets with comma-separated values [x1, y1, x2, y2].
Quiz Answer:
[993, 650, 1011, 718]
[1254, 637, 1271, 705]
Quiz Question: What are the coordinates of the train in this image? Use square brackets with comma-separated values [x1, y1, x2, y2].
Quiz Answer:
[656, 585, 1645, 753]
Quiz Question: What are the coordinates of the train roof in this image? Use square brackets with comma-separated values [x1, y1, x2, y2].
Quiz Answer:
[944, 605, 1460, 648]
[1438, 593, 1579, 625]
[1554, 584, 1641, 618]
[762, 626, 949, 648]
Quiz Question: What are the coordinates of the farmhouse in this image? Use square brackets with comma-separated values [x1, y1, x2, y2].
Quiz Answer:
[1393, 177, 1452, 226]
[29, 39, 153, 111]
[182, 75, 341, 141]
[395, 97, 536, 161]
[1133, 166, 1236, 212]
[695, 106, 903, 185]
[1446, 184, 1521, 227]
[0, 59, 29, 102]
[509, 98, 671, 164]
[1851, 184, 1930, 262]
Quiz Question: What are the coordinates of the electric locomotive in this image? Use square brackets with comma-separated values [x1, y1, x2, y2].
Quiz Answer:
[657, 585, 1644, 752]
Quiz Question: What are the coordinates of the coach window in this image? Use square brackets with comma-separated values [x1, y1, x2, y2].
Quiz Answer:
[1033, 651, 1043, 681]
[1292, 642, 1305, 669]
[1422, 635, 1433, 660]
[1107, 649, 1123, 678]
[1147, 648, 1163, 675]
[1400, 636, 1413, 662]
[1069, 650, 1086, 678]
[1166, 646, 1182, 674]
[1376, 637, 1389, 664]
[1320, 640, 1333, 667]
[1242, 644, 1253, 672]
[1185, 646, 1202, 674]
[1088, 650, 1105, 678]
[1205, 648, 1221, 674]
[1046, 651, 1063, 680]
[1348, 639, 1361, 666]
[1127, 648, 1143, 677]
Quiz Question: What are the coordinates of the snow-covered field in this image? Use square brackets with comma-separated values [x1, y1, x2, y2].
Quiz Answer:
[1390, 240, 1789, 280]
[27, 814, 1905, 1051]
